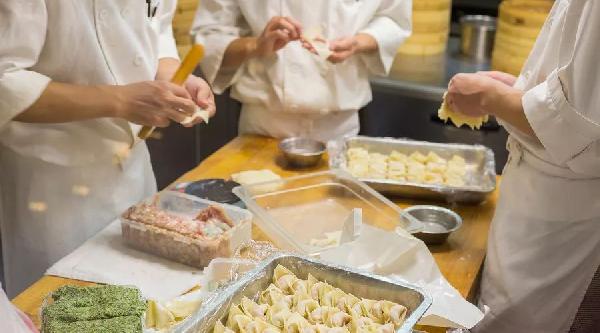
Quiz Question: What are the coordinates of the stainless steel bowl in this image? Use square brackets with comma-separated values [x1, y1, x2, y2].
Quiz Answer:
[405, 205, 462, 245]
[460, 15, 496, 61]
[279, 137, 326, 168]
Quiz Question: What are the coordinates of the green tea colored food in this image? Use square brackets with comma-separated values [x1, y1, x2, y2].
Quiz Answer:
[42, 285, 146, 333]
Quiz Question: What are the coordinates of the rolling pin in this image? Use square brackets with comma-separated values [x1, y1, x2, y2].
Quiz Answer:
[138, 44, 205, 140]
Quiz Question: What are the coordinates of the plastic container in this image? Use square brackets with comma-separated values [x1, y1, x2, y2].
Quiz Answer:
[121, 191, 252, 269]
[233, 170, 423, 254]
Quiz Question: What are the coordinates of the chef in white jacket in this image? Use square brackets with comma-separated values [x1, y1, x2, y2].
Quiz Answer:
[0, 1, 215, 297]
[445, 0, 600, 331]
[192, 0, 411, 141]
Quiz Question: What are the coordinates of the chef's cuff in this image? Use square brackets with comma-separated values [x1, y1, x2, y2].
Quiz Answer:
[359, 16, 409, 76]
[195, 33, 242, 94]
[0, 70, 51, 128]
[523, 69, 600, 165]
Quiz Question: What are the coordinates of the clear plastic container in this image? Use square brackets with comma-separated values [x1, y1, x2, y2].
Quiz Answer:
[233, 170, 423, 254]
[121, 191, 252, 269]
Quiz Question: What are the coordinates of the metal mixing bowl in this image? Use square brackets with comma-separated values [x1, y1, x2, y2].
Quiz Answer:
[279, 137, 326, 168]
[405, 205, 463, 245]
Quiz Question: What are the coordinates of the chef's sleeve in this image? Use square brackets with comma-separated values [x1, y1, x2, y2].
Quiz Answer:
[0, 1, 51, 129]
[191, 0, 250, 93]
[156, 0, 180, 60]
[522, 1, 600, 174]
[359, 0, 412, 76]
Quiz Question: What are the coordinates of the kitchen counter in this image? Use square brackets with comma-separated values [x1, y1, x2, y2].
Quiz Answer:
[12, 135, 499, 333]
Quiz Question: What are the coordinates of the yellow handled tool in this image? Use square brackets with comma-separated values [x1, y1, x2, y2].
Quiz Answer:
[138, 44, 205, 140]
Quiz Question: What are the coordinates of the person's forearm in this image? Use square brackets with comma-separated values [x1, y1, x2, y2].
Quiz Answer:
[14, 82, 119, 123]
[156, 57, 181, 81]
[487, 88, 539, 140]
[355, 33, 378, 54]
[222, 37, 258, 70]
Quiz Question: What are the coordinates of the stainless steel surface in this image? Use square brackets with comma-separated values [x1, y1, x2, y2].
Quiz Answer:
[175, 253, 432, 333]
[460, 15, 497, 61]
[279, 137, 326, 168]
[405, 205, 463, 245]
[370, 38, 490, 101]
[328, 136, 497, 204]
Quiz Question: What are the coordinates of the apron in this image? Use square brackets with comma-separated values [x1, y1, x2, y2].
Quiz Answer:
[472, 138, 600, 333]
[238, 104, 360, 142]
[0, 142, 156, 298]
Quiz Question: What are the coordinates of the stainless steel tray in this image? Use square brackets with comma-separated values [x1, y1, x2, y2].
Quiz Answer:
[174, 253, 432, 333]
[328, 136, 496, 204]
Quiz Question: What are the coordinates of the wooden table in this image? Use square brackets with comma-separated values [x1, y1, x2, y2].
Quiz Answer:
[12, 135, 498, 332]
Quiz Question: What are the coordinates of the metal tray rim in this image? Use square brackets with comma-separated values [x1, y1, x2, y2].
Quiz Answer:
[184, 253, 432, 333]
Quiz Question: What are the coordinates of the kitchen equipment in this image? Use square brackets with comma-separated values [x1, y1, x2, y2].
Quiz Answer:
[138, 44, 205, 140]
[279, 137, 326, 168]
[405, 205, 462, 245]
[174, 253, 433, 333]
[328, 136, 497, 204]
[233, 170, 423, 254]
[173, 179, 244, 207]
[460, 15, 497, 61]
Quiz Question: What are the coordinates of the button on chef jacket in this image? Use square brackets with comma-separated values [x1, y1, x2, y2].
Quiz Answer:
[0, 0, 178, 297]
[192, 0, 411, 139]
[472, 1, 600, 332]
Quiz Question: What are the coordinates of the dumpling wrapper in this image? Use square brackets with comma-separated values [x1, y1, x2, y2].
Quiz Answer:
[181, 107, 210, 126]
[438, 92, 489, 129]
[303, 26, 333, 61]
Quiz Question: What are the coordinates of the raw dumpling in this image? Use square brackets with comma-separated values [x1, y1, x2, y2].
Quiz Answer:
[408, 151, 428, 164]
[214, 321, 236, 333]
[423, 172, 444, 185]
[241, 296, 269, 320]
[266, 302, 293, 328]
[310, 281, 335, 303]
[389, 151, 408, 162]
[294, 294, 320, 318]
[438, 92, 489, 130]
[283, 313, 311, 333]
[260, 284, 292, 308]
[425, 152, 446, 165]
[308, 306, 351, 327]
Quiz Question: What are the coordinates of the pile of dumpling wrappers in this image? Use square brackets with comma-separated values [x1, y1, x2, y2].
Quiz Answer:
[214, 265, 407, 333]
[346, 148, 468, 187]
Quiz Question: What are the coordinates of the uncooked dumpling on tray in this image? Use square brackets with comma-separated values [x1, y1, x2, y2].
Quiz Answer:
[346, 148, 467, 187]
[214, 265, 407, 333]
[438, 92, 489, 130]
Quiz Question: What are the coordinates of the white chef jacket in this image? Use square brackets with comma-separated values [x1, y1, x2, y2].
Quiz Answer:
[473, 1, 600, 332]
[0, 0, 178, 297]
[192, 0, 411, 139]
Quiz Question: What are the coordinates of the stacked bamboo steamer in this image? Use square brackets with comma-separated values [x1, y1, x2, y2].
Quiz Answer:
[172, 0, 200, 58]
[398, 0, 451, 56]
[492, 0, 553, 75]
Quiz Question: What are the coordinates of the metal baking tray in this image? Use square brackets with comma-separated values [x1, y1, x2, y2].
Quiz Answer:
[329, 136, 496, 204]
[174, 253, 432, 333]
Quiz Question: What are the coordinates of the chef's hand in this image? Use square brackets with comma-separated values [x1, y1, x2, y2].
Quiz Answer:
[183, 75, 216, 127]
[477, 71, 518, 87]
[112, 81, 196, 127]
[254, 16, 302, 58]
[327, 33, 378, 64]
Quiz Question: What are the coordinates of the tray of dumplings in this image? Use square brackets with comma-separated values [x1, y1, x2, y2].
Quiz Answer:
[173, 253, 432, 333]
[328, 136, 496, 204]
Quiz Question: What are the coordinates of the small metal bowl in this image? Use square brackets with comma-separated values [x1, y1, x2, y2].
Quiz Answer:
[405, 205, 463, 245]
[279, 137, 326, 168]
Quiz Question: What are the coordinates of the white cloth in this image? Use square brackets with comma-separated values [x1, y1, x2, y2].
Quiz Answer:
[46, 221, 204, 301]
[238, 105, 359, 141]
[192, 0, 411, 137]
[0, 0, 179, 297]
[0, 283, 36, 333]
[474, 1, 600, 332]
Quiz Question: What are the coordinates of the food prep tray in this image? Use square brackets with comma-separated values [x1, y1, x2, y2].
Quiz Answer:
[328, 136, 497, 204]
[173, 253, 432, 333]
[121, 191, 252, 268]
[233, 170, 423, 254]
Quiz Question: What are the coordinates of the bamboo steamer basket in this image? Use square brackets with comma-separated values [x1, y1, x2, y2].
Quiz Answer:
[398, 1, 451, 56]
[491, 0, 553, 75]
